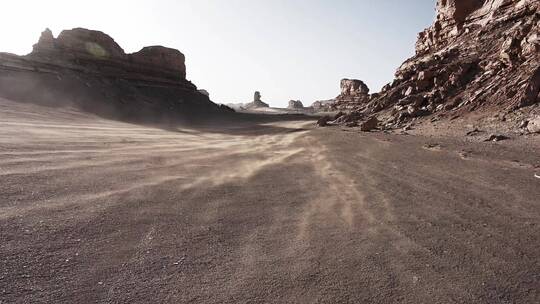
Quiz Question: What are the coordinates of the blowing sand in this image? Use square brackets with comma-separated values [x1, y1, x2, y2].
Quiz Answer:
[1, 97, 539, 303]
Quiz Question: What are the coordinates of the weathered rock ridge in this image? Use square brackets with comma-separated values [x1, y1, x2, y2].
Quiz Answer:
[31, 28, 187, 83]
[332, 0, 540, 133]
[0, 28, 228, 122]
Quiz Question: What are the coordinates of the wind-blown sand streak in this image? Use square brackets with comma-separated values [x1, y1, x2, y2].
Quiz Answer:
[1, 98, 539, 303]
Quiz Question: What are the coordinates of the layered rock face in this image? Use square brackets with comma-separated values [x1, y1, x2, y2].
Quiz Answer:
[129, 46, 187, 79]
[31, 28, 187, 82]
[327, 78, 370, 110]
[332, 79, 371, 109]
[1, 28, 226, 122]
[340, 79, 369, 96]
[338, 0, 540, 131]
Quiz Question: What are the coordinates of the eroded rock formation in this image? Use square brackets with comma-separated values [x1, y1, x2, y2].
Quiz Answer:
[1, 28, 227, 122]
[332, 79, 371, 109]
[30, 28, 187, 82]
[288, 100, 304, 109]
[245, 91, 269, 108]
[333, 0, 540, 132]
[311, 99, 335, 111]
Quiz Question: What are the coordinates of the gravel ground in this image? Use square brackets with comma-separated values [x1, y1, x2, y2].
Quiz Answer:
[1, 98, 539, 303]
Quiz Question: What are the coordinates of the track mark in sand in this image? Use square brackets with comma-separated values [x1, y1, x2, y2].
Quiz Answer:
[106, 226, 157, 300]
[295, 140, 377, 241]
[176, 124, 310, 190]
[183, 147, 305, 190]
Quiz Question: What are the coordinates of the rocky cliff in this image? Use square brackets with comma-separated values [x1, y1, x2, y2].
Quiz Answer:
[333, 0, 540, 133]
[0, 28, 230, 123]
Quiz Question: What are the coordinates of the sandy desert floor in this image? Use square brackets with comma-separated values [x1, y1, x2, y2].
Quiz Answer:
[1, 97, 539, 303]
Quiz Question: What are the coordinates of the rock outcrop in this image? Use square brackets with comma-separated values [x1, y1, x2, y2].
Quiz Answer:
[360, 116, 379, 132]
[129, 46, 186, 79]
[245, 91, 270, 108]
[527, 115, 540, 133]
[341, 79, 369, 96]
[311, 99, 335, 111]
[332, 79, 371, 110]
[288, 100, 304, 109]
[1, 28, 227, 122]
[31, 28, 187, 82]
[333, 0, 540, 132]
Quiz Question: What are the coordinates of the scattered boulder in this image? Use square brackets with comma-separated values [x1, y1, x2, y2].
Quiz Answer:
[360, 116, 379, 132]
[527, 116, 540, 133]
[317, 116, 331, 127]
[406, 106, 429, 117]
[484, 134, 510, 142]
[416, 70, 436, 90]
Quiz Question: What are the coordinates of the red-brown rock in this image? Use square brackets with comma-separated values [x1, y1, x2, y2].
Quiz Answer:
[340, 79, 369, 96]
[54, 28, 126, 59]
[340, 0, 540, 130]
[288, 100, 304, 109]
[0, 27, 226, 122]
[130, 46, 186, 79]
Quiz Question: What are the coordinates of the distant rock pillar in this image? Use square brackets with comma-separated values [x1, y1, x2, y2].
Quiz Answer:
[254, 91, 262, 102]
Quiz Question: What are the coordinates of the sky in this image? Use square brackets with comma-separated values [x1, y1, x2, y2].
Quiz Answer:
[0, 0, 436, 107]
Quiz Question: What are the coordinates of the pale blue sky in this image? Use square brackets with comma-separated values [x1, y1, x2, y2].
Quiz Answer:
[0, 0, 436, 107]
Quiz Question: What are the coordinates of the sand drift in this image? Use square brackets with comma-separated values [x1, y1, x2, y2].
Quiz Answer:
[1, 98, 539, 303]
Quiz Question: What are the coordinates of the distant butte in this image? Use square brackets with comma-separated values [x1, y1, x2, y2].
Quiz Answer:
[31, 27, 187, 83]
[0, 27, 233, 122]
